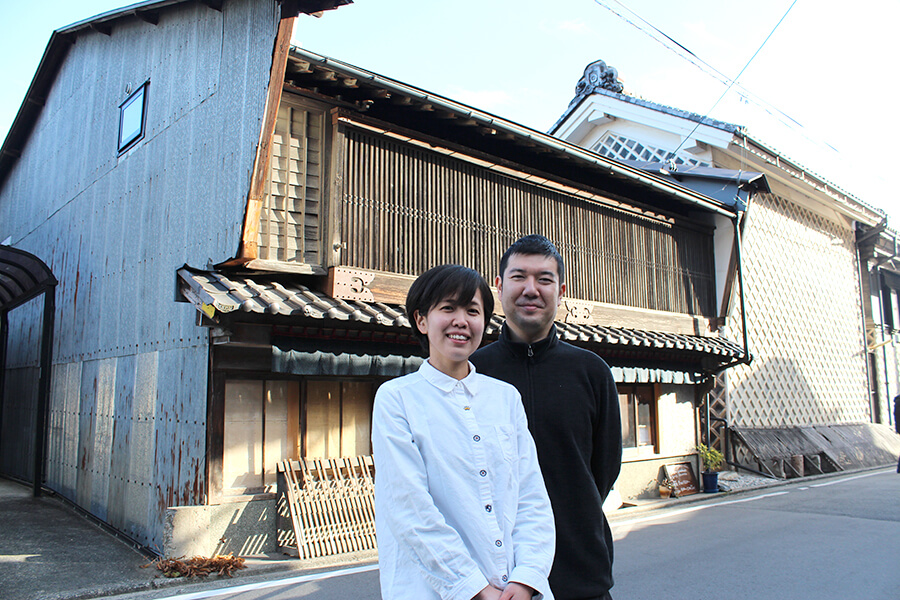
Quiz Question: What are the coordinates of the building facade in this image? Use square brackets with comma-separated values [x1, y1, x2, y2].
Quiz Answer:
[550, 60, 895, 460]
[2, 7, 756, 557]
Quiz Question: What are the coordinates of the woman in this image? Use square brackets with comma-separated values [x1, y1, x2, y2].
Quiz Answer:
[372, 264, 555, 600]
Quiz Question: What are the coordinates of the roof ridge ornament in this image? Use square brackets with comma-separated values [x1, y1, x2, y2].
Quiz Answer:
[573, 59, 624, 100]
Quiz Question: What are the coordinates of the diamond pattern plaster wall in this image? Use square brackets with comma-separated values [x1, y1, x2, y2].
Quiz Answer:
[725, 193, 869, 426]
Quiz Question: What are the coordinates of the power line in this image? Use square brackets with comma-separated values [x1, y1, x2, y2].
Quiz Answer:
[667, 0, 798, 160]
[591, 0, 828, 158]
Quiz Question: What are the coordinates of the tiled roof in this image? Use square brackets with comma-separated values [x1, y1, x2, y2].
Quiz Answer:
[177, 266, 748, 364]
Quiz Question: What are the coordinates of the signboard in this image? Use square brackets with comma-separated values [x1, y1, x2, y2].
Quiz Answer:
[664, 462, 699, 497]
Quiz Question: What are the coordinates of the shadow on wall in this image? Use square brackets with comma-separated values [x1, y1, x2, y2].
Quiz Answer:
[214, 501, 274, 556]
[164, 500, 278, 558]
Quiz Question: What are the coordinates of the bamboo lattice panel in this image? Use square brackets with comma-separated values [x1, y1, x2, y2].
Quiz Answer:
[259, 101, 322, 264]
[278, 456, 376, 559]
[724, 193, 869, 426]
[340, 127, 716, 316]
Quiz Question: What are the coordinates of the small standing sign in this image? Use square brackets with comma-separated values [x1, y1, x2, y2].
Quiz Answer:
[664, 462, 699, 497]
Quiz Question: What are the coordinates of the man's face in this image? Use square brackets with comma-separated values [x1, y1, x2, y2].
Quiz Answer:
[496, 253, 565, 344]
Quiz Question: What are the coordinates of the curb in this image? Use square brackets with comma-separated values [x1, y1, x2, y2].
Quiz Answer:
[605, 465, 891, 522]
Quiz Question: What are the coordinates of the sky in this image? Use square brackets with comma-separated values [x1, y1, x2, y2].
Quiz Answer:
[2, 0, 898, 228]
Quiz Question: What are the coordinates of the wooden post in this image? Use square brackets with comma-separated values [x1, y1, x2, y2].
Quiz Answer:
[238, 16, 296, 260]
[33, 286, 55, 497]
[0, 310, 7, 456]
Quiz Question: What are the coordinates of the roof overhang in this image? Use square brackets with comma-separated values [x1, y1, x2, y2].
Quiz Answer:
[177, 266, 749, 374]
[549, 88, 885, 228]
[284, 47, 739, 219]
[618, 160, 770, 211]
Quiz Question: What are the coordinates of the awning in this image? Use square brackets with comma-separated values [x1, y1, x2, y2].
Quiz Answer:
[0, 245, 57, 498]
[0, 245, 57, 311]
[177, 266, 748, 376]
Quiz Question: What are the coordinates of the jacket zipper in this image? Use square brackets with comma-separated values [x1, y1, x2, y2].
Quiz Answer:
[526, 344, 535, 418]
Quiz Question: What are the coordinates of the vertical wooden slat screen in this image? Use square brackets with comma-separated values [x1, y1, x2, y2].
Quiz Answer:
[259, 100, 323, 265]
[340, 127, 715, 316]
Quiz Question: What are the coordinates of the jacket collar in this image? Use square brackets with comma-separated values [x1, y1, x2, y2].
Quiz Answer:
[499, 322, 559, 359]
[419, 359, 480, 395]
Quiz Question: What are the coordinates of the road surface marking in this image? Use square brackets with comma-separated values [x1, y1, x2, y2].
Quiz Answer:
[810, 470, 887, 488]
[611, 491, 790, 527]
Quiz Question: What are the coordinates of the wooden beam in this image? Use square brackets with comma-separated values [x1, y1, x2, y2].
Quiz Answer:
[90, 22, 112, 36]
[200, 0, 224, 12]
[288, 60, 313, 74]
[314, 70, 337, 82]
[391, 95, 413, 106]
[326, 267, 417, 305]
[324, 266, 712, 336]
[134, 9, 160, 25]
[238, 16, 296, 260]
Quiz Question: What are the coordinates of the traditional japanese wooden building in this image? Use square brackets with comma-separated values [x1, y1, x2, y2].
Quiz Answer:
[1, 1, 763, 557]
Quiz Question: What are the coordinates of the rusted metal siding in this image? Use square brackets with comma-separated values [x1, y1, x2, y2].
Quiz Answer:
[0, 0, 280, 551]
[340, 127, 716, 316]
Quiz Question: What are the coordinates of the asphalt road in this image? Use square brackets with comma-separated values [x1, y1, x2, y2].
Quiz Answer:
[610, 469, 899, 600]
[111, 469, 900, 600]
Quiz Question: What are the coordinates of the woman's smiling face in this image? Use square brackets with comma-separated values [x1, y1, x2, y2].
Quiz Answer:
[415, 289, 486, 379]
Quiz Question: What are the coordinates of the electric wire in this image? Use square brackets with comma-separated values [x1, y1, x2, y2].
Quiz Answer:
[590, 0, 836, 159]
[665, 0, 798, 161]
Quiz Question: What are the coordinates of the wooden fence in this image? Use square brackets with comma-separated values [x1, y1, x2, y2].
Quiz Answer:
[278, 456, 376, 559]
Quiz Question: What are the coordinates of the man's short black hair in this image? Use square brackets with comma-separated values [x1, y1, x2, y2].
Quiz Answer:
[405, 264, 494, 353]
[499, 234, 565, 284]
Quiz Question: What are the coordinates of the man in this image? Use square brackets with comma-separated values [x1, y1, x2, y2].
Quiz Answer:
[894, 395, 899, 473]
[472, 234, 622, 600]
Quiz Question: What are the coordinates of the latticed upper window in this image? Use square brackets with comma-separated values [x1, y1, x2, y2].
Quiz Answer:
[592, 132, 708, 167]
[258, 97, 325, 265]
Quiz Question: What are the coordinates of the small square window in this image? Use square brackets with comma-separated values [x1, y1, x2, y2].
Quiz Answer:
[118, 82, 148, 153]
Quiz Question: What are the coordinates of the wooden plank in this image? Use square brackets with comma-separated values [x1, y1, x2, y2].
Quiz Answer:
[323, 266, 711, 335]
[239, 16, 296, 260]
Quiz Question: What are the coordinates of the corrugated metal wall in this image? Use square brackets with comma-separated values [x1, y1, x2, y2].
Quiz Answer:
[0, 0, 279, 551]
[341, 127, 716, 316]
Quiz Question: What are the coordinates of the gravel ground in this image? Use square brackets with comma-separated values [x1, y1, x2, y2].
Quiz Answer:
[716, 470, 780, 492]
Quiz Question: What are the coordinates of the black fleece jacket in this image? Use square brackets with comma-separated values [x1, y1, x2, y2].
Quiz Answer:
[471, 324, 622, 600]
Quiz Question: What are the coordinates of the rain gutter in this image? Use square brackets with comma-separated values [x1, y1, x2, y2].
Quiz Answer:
[708, 213, 753, 375]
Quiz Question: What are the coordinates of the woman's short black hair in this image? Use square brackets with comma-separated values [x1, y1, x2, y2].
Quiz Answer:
[405, 264, 494, 353]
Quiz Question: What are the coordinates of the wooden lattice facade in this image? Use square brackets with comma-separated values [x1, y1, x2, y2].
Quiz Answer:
[339, 126, 716, 317]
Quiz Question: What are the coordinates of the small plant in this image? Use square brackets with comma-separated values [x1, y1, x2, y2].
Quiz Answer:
[659, 477, 675, 498]
[697, 443, 724, 472]
[651, 476, 675, 498]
